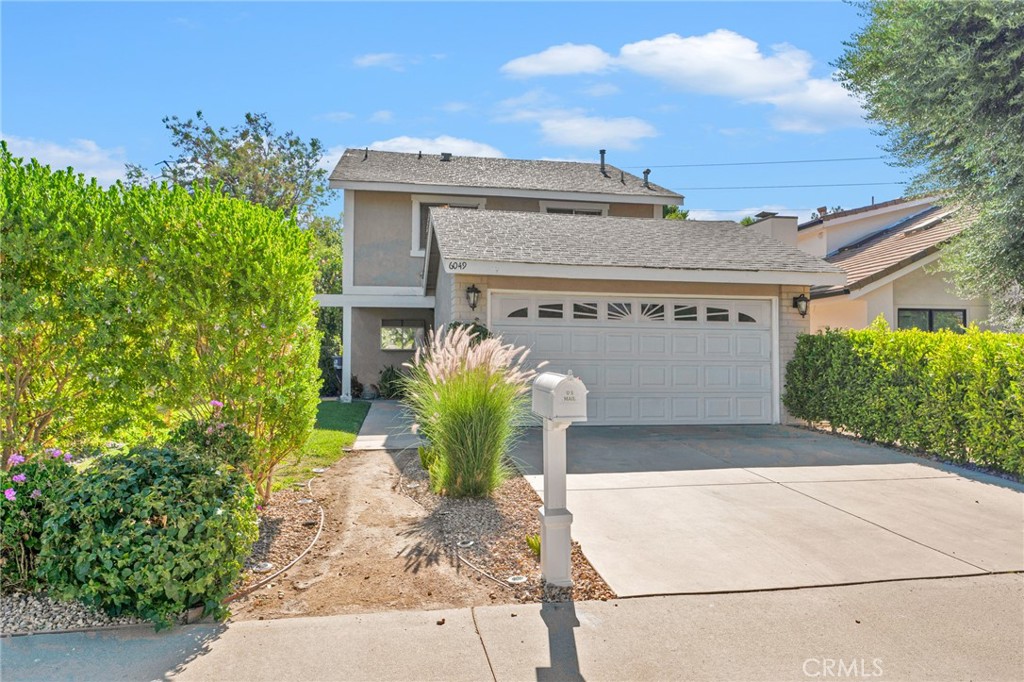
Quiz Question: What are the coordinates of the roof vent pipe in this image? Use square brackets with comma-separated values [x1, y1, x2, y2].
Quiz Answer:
[599, 149, 607, 176]
[817, 205, 828, 217]
[643, 169, 651, 189]
[363, 147, 369, 161]
[440, 152, 452, 162]
[620, 170, 625, 184]
[418, 151, 422, 160]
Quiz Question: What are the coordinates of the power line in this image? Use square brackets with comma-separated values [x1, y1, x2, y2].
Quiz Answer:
[622, 155, 886, 169]
[673, 181, 906, 191]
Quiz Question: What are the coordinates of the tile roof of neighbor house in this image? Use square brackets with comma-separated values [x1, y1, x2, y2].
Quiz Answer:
[812, 206, 973, 297]
[797, 196, 927, 230]
[329, 148, 683, 201]
[429, 208, 843, 275]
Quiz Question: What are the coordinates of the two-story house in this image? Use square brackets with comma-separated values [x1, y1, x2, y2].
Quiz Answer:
[322, 148, 844, 425]
[796, 197, 990, 332]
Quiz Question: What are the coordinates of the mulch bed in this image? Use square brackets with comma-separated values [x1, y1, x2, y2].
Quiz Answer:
[233, 488, 322, 593]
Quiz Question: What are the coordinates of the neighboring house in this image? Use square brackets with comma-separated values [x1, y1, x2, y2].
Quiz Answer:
[796, 198, 989, 332]
[322, 148, 844, 425]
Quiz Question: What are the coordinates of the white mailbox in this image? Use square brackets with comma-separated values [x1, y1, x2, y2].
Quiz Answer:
[532, 371, 588, 422]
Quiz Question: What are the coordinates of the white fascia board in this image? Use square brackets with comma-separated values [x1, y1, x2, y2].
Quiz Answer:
[443, 259, 847, 286]
[316, 293, 435, 308]
[848, 251, 943, 300]
[329, 180, 680, 206]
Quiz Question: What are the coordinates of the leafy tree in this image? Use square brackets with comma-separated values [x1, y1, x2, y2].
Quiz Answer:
[129, 111, 346, 390]
[739, 216, 756, 226]
[837, 1, 1024, 330]
[663, 205, 689, 220]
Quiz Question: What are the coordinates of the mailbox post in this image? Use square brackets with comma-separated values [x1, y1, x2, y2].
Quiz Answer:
[531, 371, 587, 587]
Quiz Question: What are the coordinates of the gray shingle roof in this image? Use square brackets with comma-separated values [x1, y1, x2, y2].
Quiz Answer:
[329, 148, 682, 200]
[430, 208, 842, 275]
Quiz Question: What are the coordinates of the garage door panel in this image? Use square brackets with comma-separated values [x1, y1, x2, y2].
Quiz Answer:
[491, 294, 774, 426]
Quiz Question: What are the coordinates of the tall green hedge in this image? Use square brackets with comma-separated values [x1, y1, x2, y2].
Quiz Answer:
[1, 142, 320, 501]
[783, 322, 1024, 476]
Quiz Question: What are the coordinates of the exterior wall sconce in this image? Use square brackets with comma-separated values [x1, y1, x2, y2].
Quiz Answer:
[466, 284, 481, 311]
[793, 293, 809, 317]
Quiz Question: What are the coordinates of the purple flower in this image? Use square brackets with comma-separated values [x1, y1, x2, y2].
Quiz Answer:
[30, 489, 41, 499]
[6, 453, 25, 467]
[209, 399, 224, 408]
[3, 489, 15, 501]
[11, 473, 26, 483]
[63, 453, 73, 463]
[46, 448, 63, 459]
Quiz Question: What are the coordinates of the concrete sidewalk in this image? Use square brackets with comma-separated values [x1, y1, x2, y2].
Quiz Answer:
[3, 574, 1022, 681]
[351, 400, 420, 452]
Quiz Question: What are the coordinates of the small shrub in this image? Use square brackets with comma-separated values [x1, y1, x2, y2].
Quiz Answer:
[169, 400, 254, 471]
[0, 450, 75, 591]
[38, 446, 258, 629]
[404, 326, 542, 497]
[526, 534, 541, 558]
[447, 321, 491, 345]
[376, 365, 407, 400]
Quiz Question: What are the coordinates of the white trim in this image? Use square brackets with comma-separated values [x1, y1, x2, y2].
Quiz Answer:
[341, 304, 353, 402]
[342, 190, 355, 291]
[343, 285, 425, 296]
[847, 251, 943, 300]
[443, 259, 846, 287]
[316, 293, 435, 308]
[770, 296, 781, 424]
[332, 180, 679, 205]
[539, 200, 608, 216]
[410, 194, 486, 256]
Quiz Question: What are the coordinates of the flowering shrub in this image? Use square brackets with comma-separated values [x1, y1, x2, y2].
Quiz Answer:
[0, 450, 75, 590]
[169, 400, 255, 472]
[38, 446, 258, 629]
[403, 325, 542, 497]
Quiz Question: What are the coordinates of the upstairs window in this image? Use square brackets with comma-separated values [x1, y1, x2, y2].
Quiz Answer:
[539, 200, 608, 216]
[411, 195, 485, 255]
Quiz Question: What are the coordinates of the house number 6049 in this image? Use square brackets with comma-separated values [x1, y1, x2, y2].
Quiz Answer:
[447, 261, 468, 271]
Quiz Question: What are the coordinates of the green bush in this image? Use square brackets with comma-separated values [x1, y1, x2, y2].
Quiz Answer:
[376, 365, 407, 400]
[1, 145, 321, 503]
[783, 322, 1024, 475]
[404, 326, 539, 497]
[447, 321, 491, 345]
[38, 446, 258, 629]
[169, 400, 254, 471]
[0, 450, 75, 591]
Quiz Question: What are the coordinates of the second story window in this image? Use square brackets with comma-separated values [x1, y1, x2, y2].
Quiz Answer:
[539, 200, 608, 216]
[411, 195, 486, 256]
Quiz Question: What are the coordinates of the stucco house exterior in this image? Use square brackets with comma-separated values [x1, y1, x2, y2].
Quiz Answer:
[321, 148, 844, 425]
[796, 198, 989, 332]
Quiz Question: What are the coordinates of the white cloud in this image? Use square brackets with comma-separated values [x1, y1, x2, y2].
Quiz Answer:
[369, 110, 394, 123]
[581, 83, 620, 97]
[439, 101, 470, 113]
[501, 31, 866, 133]
[319, 111, 355, 123]
[368, 135, 504, 158]
[501, 43, 614, 78]
[538, 115, 657, 150]
[3, 134, 127, 184]
[353, 52, 404, 69]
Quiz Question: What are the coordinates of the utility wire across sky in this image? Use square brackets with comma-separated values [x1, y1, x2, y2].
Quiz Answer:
[621, 156, 886, 169]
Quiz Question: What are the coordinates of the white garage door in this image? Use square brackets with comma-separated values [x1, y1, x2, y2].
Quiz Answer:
[490, 294, 775, 425]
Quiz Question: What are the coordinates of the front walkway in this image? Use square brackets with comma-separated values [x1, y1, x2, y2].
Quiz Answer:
[513, 425, 1024, 596]
[351, 400, 421, 451]
[3, 575, 1021, 681]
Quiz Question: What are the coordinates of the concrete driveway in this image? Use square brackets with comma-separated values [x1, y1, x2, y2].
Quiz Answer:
[512, 425, 1024, 597]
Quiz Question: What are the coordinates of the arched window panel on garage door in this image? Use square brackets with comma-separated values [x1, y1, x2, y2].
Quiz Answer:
[500, 297, 531, 319]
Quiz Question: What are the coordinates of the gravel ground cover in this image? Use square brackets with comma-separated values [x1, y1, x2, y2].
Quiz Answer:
[0, 593, 143, 635]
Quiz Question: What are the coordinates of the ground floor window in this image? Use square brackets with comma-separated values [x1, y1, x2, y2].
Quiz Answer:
[380, 319, 426, 350]
[897, 308, 966, 332]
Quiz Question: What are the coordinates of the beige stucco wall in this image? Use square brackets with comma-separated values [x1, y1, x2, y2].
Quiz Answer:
[351, 191, 425, 287]
[893, 265, 991, 328]
[349, 307, 433, 391]
[797, 203, 933, 258]
[809, 296, 868, 332]
[439, 274, 810, 424]
[608, 202, 659, 218]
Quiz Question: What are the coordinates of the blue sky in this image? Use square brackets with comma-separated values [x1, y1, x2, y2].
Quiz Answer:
[2, 1, 911, 222]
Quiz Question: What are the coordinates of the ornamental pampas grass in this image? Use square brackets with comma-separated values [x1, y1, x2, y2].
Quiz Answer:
[403, 325, 544, 497]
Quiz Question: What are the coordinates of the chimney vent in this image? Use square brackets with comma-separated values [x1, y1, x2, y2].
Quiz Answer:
[440, 152, 453, 162]
[362, 147, 369, 161]
[817, 205, 828, 217]
[643, 169, 651, 189]
[418, 151, 422, 160]
[620, 170, 625, 184]
[599, 149, 607, 176]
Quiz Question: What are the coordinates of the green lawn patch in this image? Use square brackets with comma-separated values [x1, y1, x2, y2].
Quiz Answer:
[273, 400, 371, 491]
